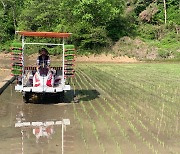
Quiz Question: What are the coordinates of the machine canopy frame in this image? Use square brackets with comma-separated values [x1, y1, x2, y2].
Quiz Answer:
[16, 31, 72, 38]
[14, 31, 72, 92]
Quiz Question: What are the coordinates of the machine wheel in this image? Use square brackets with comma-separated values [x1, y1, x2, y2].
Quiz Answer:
[58, 91, 65, 102]
[23, 92, 31, 103]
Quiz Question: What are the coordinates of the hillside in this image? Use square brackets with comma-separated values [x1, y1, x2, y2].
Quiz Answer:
[0, 0, 179, 60]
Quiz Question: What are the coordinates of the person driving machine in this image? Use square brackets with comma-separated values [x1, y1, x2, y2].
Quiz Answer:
[33, 48, 54, 87]
[37, 48, 50, 68]
[36, 48, 50, 76]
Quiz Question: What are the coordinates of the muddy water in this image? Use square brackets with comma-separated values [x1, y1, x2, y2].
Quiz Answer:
[0, 83, 75, 154]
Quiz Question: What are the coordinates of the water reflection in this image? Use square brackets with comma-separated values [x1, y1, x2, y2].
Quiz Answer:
[15, 109, 70, 154]
[33, 125, 54, 143]
[0, 84, 75, 154]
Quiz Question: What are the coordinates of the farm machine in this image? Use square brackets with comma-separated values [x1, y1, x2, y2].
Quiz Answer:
[11, 31, 75, 103]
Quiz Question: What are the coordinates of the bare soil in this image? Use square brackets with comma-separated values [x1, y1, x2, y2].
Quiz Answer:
[28, 53, 138, 63]
[0, 69, 11, 81]
[0, 53, 11, 81]
[75, 54, 137, 63]
[0, 51, 138, 63]
[0, 52, 11, 59]
[112, 36, 158, 60]
[0, 52, 137, 82]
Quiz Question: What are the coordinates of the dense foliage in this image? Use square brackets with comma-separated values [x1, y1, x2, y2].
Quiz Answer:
[0, 0, 179, 57]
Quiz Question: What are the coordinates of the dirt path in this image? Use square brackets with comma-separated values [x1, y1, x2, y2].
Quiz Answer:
[0, 52, 138, 63]
[0, 52, 138, 82]
[29, 53, 138, 63]
[0, 69, 11, 81]
[76, 54, 137, 63]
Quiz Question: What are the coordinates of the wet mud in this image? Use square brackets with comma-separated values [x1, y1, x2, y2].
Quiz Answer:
[0, 83, 76, 154]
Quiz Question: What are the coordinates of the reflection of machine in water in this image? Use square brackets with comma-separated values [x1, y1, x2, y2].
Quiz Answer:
[33, 125, 54, 143]
[15, 110, 70, 154]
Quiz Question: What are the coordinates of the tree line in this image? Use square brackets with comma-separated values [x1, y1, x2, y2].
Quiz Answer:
[0, 0, 179, 53]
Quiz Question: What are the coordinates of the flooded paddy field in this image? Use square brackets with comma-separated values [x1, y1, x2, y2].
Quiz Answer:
[0, 63, 180, 154]
[0, 84, 76, 154]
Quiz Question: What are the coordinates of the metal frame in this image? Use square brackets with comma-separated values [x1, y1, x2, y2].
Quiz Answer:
[24, 43, 64, 46]
[21, 35, 25, 87]
[16, 35, 68, 93]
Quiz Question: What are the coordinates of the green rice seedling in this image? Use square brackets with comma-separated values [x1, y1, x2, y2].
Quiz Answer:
[77, 70, 141, 153]
[88, 64, 176, 129]
[74, 76, 106, 154]
[77, 63, 179, 154]
[71, 78, 90, 153]
[78, 66, 169, 153]
[76, 72, 123, 154]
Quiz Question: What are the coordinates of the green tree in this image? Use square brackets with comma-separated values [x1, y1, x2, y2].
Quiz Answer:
[66, 0, 125, 49]
[154, 0, 180, 25]
[0, 0, 23, 44]
[18, 0, 62, 31]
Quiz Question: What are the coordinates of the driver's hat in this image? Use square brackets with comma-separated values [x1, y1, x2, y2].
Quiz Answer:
[39, 48, 49, 55]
